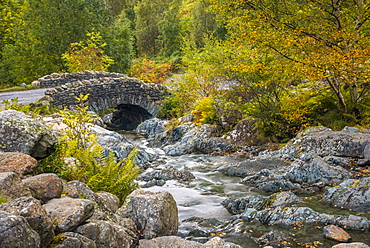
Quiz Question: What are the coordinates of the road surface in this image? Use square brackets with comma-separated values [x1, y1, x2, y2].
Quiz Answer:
[0, 88, 48, 106]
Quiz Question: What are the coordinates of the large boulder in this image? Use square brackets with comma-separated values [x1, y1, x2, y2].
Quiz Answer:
[0, 172, 31, 200]
[138, 236, 242, 248]
[278, 127, 370, 159]
[247, 206, 370, 230]
[0, 110, 57, 158]
[22, 173, 63, 203]
[225, 118, 264, 146]
[63, 180, 117, 216]
[0, 197, 54, 247]
[322, 177, 370, 212]
[285, 157, 352, 186]
[75, 220, 138, 248]
[116, 189, 178, 239]
[219, 157, 291, 178]
[0, 210, 40, 248]
[43, 197, 94, 233]
[137, 119, 235, 155]
[0, 152, 38, 177]
[50, 232, 96, 248]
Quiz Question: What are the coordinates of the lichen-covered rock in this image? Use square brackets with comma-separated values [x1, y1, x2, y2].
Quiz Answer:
[0, 210, 40, 248]
[43, 197, 94, 233]
[323, 225, 351, 242]
[138, 236, 242, 248]
[0, 172, 31, 200]
[285, 157, 351, 185]
[255, 230, 294, 247]
[278, 127, 370, 159]
[63, 180, 115, 215]
[219, 158, 291, 178]
[0, 152, 37, 177]
[322, 178, 370, 212]
[242, 169, 301, 193]
[225, 118, 264, 146]
[95, 191, 120, 213]
[138, 167, 195, 185]
[51, 232, 96, 248]
[222, 192, 300, 215]
[22, 173, 63, 203]
[116, 189, 178, 239]
[0, 197, 54, 247]
[75, 220, 139, 248]
[248, 206, 370, 230]
[358, 143, 370, 165]
[0, 110, 57, 158]
[137, 119, 234, 155]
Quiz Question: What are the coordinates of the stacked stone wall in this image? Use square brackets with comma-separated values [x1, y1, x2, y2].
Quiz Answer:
[39, 71, 168, 116]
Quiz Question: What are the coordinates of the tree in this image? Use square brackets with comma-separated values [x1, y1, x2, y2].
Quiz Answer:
[62, 32, 114, 73]
[134, 0, 182, 57]
[1, 0, 111, 84]
[103, 12, 134, 73]
[209, 0, 370, 115]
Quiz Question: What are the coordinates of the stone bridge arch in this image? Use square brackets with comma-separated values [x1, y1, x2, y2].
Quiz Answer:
[38, 71, 168, 130]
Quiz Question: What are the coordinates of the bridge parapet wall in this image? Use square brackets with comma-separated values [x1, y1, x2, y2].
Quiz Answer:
[41, 71, 168, 116]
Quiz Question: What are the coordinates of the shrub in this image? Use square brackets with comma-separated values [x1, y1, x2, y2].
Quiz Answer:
[193, 96, 218, 125]
[128, 58, 173, 84]
[62, 32, 114, 73]
[38, 94, 140, 202]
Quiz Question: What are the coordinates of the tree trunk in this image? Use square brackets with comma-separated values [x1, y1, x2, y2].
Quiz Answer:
[326, 77, 347, 113]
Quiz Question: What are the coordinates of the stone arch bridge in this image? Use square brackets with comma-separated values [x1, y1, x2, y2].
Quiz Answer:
[36, 71, 168, 130]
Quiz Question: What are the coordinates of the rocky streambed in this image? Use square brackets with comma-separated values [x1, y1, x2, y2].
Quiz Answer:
[1, 110, 370, 247]
[131, 119, 370, 247]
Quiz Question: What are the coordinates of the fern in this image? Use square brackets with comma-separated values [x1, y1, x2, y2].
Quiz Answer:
[38, 94, 140, 202]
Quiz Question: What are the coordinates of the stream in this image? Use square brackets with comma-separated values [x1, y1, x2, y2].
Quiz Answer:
[123, 131, 370, 247]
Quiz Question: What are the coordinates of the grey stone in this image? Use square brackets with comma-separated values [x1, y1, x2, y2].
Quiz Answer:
[322, 182, 370, 212]
[278, 127, 370, 159]
[0, 210, 40, 248]
[248, 206, 370, 230]
[138, 236, 242, 248]
[255, 230, 293, 247]
[51, 232, 96, 248]
[0, 172, 31, 200]
[0, 197, 54, 247]
[358, 143, 370, 165]
[43, 197, 94, 233]
[0, 110, 57, 158]
[75, 220, 138, 248]
[95, 191, 120, 213]
[116, 189, 178, 239]
[22, 173, 63, 203]
[285, 157, 351, 185]
[220, 158, 291, 178]
[63, 180, 114, 215]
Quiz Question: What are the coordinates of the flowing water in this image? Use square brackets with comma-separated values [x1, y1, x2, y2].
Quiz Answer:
[123, 131, 370, 247]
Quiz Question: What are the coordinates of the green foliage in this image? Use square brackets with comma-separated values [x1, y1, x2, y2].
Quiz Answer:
[193, 96, 218, 125]
[0, 0, 111, 85]
[134, 0, 183, 57]
[129, 58, 173, 84]
[2, 98, 57, 118]
[103, 13, 134, 73]
[62, 32, 114, 73]
[0, 194, 8, 204]
[38, 94, 140, 201]
[0, 84, 35, 92]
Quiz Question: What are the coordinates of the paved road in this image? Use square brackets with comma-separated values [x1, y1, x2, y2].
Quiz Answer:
[0, 88, 48, 106]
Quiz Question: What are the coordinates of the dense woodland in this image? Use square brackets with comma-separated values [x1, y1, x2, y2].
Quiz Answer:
[1, 0, 369, 141]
